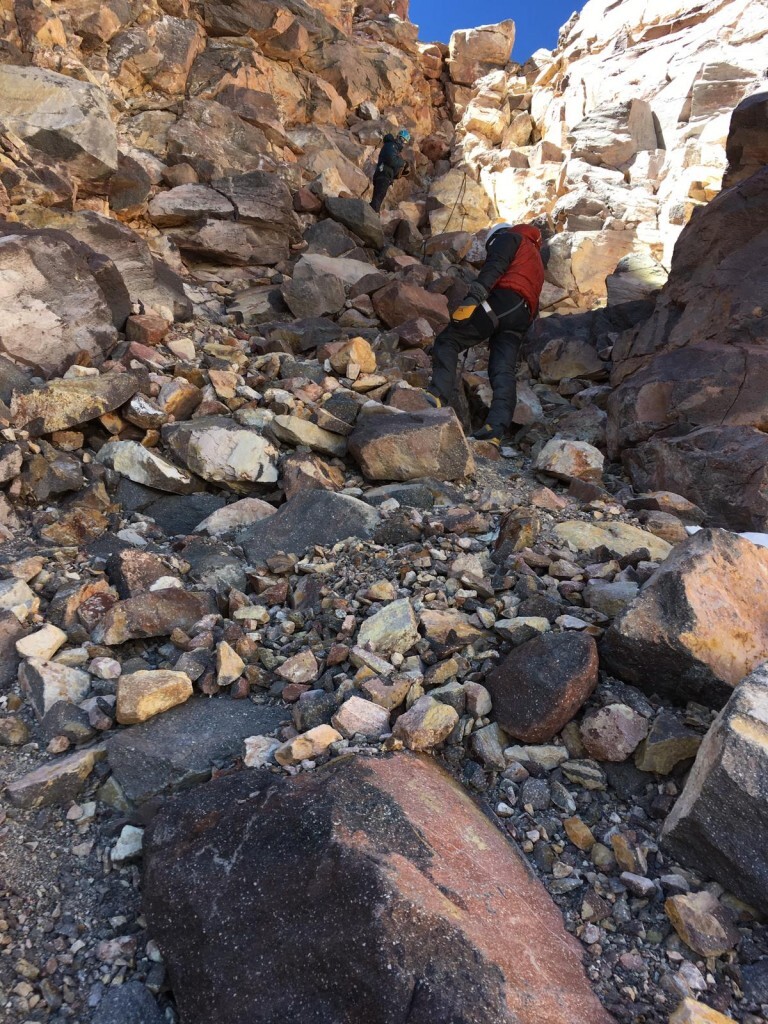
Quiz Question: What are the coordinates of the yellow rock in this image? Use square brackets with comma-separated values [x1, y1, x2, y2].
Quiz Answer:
[116, 670, 193, 725]
[669, 997, 736, 1023]
[563, 816, 595, 852]
[553, 520, 672, 562]
[274, 724, 342, 766]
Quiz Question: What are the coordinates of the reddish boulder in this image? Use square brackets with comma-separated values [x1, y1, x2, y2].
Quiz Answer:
[143, 754, 613, 1024]
[349, 407, 474, 482]
[371, 281, 449, 331]
[485, 632, 599, 743]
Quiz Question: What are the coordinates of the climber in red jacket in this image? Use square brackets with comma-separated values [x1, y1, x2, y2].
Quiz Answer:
[427, 220, 546, 445]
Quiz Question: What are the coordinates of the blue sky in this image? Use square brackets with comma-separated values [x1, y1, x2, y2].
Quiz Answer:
[409, 1, 579, 62]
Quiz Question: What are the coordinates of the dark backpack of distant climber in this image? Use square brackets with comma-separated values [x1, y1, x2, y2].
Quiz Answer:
[426, 220, 546, 446]
[370, 129, 411, 213]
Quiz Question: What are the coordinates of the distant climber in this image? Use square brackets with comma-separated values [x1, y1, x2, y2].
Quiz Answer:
[370, 129, 411, 213]
[426, 220, 546, 445]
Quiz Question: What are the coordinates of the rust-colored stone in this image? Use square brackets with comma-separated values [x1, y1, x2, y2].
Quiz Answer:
[486, 632, 599, 743]
[143, 754, 614, 1024]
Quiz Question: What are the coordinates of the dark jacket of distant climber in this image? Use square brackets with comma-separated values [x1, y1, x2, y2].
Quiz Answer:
[370, 129, 410, 213]
[427, 222, 545, 444]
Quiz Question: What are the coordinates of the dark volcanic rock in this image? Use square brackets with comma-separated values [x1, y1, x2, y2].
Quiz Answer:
[486, 632, 599, 743]
[143, 754, 613, 1024]
[662, 664, 768, 915]
[0, 609, 27, 692]
[239, 489, 380, 565]
[723, 90, 768, 188]
[92, 980, 165, 1024]
[623, 425, 768, 532]
[601, 529, 768, 707]
[106, 697, 285, 805]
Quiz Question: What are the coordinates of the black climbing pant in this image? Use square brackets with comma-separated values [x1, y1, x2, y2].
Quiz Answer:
[370, 170, 394, 213]
[429, 289, 532, 431]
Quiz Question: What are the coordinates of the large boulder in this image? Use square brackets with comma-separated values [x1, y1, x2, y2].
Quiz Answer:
[166, 99, 278, 181]
[283, 253, 375, 318]
[723, 90, 768, 188]
[323, 196, 384, 249]
[143, 754, 613, 1024]
[602, 529, 768, 707]
[486, 632, 599, 743]
[447, 21, 516, 86]
[624, 425, 768, 532]
[607, 167, 768, 525]
[349, 408, 474, 482]
[106, 697, 286, 805]
[19, 209, 192, 321]
[0, 65, 117, 182]
[661, 663, 768, 915]
[372, 281, 450, 331]
[153, 171, 301, 266]
[239, 488, 380, 564]
[0, 231, 118, 376]
[567, 99, 658, 169]
[11, 371, 142, 436]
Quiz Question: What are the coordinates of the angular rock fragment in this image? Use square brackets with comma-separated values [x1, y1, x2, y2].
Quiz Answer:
[665, 891, 740, 957]
[12, 371, 142, 436]
[0, 232, 118, 377]
[240, 489, 380, 565]
[5, 745, 106, 809]
[486, 633, 599, 743]
[19, 658, 91, 719]
[92, 590, 216, 646]
[580, 704, 649, 762]
[15, 623, 67, 660]
[553, 520, 671, 561]
[331, 695, 390, 739]
[634, 711, 702, 774]
[358, 598, 418, 657]
[324, 197, 384, 249]
[106, 698, 285, 804]
[670, 999, 736, 1024]
[602, 529, 768, 706]
[534, 439, 604, 483]
[116, 670, 193, 725]
[270, 414, 347, 457]
[274, 724, 341, 766]
[662, 664, 768, 914]
[143, 754, 613, 1024]
[349, 408, 474, 482]
[392, 695, 458, 751]
[96, 440, 200, 494]
[163, 420, 279, 489]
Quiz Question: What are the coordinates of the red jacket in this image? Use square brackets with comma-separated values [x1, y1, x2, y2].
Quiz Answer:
[494, 224, 545, 315]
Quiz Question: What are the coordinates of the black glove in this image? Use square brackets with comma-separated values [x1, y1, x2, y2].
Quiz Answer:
[466, 280, 489, 303]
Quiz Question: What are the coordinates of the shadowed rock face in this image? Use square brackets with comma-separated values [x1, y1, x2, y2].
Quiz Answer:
[607, 167, 768, 528]
[143, 754, 614, 1024]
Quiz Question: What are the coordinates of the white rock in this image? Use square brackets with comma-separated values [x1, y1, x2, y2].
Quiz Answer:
[16, 624, 67, 660]
[111, 825, 144, 864]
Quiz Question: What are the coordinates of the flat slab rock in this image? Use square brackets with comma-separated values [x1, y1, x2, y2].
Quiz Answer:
[143, 753, 613, 1024]
[239, 488, 380, 564]
[106, 697, 285, 805]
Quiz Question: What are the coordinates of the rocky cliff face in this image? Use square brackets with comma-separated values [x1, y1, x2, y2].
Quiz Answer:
[1, 0, 766, 321]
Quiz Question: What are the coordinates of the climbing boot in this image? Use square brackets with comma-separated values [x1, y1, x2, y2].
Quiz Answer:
[471, 423, 505, 447]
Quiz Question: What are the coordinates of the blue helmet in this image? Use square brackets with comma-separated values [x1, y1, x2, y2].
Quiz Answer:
[397, 129, 411, 143]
